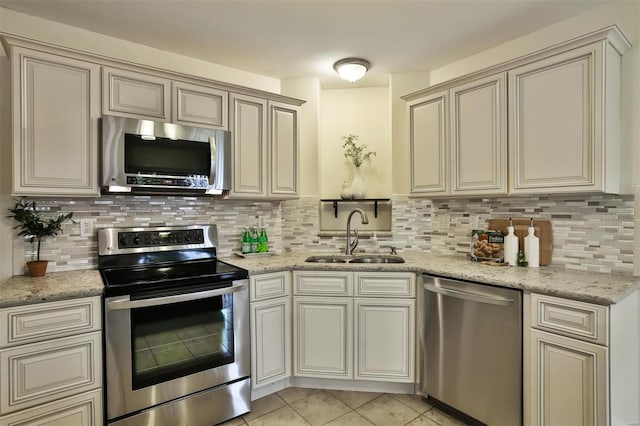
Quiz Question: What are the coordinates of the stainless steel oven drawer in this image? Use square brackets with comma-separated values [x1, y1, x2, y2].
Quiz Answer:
[109, 378, 250, 426]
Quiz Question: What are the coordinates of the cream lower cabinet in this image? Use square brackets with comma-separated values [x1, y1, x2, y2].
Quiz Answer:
[0, 296, 103, 426]
[293, 271, 416, 383]
[525, 292, 639, 426]
[529, 329, 606, 426]
[354, 299, 415, 382]
[10, 46, 100, 197]
[294, 296, 353, 378]
[250, 272, 292, 389]
[229, 94, 300, 200]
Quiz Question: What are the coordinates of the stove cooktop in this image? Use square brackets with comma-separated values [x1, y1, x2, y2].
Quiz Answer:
[98, 225, 248, 296]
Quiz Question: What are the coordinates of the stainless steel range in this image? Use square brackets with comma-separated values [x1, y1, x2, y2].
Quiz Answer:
[98, 225, 250, 426]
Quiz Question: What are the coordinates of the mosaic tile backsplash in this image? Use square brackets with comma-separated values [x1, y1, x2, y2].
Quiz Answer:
[430, 194, 634, 275]
[15, 195, 282, 273]
[14, 193, 634, 275]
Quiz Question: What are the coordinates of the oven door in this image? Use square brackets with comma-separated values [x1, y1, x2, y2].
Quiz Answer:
[104, 279, 249, 421]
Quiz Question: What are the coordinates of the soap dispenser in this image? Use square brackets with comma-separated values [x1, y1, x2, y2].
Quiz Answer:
[524, 218, 539, 268]
[504, 218, 518, 266]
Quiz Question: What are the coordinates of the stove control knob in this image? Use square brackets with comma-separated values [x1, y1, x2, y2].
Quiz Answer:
[132, 235, 140, 245]
[118, 235, 127, 247]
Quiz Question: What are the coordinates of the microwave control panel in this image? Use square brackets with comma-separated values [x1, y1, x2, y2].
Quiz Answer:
[126, 175, 210, 188]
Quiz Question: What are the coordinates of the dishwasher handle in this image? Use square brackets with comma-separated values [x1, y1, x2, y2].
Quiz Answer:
[423, 282, 514, 306]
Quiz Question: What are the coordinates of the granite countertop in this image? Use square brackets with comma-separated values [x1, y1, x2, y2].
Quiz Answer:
[222, 252, 639, 306]
[1, 252, 638, 308]
[0, 269, 104, 308]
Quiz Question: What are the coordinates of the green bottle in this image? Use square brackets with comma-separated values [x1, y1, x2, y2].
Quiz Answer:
[241, 227, 251, 254]
[258, 227, 269, 253]
[250, 228, 259, 253]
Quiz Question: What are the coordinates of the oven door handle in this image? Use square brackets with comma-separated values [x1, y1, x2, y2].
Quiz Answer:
[106, 281, 247, 310]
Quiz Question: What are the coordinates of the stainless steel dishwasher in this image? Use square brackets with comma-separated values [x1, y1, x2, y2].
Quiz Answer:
[421, 274, 522, 426]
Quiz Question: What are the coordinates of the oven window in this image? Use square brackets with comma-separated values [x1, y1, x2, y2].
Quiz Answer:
[131, 294, 234, 389]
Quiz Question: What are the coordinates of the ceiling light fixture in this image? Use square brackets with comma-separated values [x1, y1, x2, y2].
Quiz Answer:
[333, 58, 370, 83]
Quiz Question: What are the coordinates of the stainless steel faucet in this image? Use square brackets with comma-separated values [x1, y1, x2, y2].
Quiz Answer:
[345, 208, 369, 255]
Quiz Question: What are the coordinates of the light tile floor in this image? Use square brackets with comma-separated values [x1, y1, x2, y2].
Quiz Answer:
[220, 388, 469, 426]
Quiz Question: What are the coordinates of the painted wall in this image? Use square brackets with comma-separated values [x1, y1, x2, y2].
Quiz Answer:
[429, 1, 639, 85]
[0, 8, 280, 92]
[389, 72, 430, 196]
[281, 78, 321, 196]
[319, 87, 391, 198]
[0, 55, 11, 281]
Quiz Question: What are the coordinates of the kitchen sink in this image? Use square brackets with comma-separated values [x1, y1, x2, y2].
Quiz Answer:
[349, 255, 405, 263]
[304, 255, 405, 264]
[304, 255, 348, 263]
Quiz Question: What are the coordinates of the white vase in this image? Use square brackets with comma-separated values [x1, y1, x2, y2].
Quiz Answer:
[340, 181, 352, 199]
[351, 167, 365, 199]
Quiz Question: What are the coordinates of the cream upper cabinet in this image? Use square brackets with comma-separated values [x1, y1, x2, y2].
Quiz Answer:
[11, 47, 100, 197]
[229, 93, 268, 198]
[507, 41, 625, 194]
[450, 73, 507, 195]
[407, 90, 449, 196]
[172, 81, 228, 130]
[229, 94, 300, 200]
[103, 66, 171, 121]
[268, 101, 299, 199]
[403, 26, 630, 197]
[406, 73, 506, 197]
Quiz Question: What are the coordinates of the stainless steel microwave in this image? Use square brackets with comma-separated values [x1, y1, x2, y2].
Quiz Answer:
[101, 115, 231, 195]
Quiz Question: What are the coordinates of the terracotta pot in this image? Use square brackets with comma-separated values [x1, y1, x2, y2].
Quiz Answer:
[26, 260, 48, 277]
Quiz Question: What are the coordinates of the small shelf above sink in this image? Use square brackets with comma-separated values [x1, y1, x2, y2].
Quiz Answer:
[320, 198, 390, 218]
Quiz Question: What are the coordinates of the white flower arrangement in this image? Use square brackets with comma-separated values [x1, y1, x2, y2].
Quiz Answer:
[342, 134, 376, 168]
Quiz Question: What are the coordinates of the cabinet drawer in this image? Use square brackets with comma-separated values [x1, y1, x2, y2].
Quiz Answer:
[293, 271, 352, 296]
[0, 297, 101, 348]
[0, 389, 102, 426]
[354, 272, 416, 298]
[531, 293, 608, 345]
[0, 332, 102, 414]
[250, 271, 291, 302]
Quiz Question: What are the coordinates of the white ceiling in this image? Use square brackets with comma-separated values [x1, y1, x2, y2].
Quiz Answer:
[0, 0, 607, 88]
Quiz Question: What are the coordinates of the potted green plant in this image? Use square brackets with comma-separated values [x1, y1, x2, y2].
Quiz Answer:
[7, 198, 74, 277]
